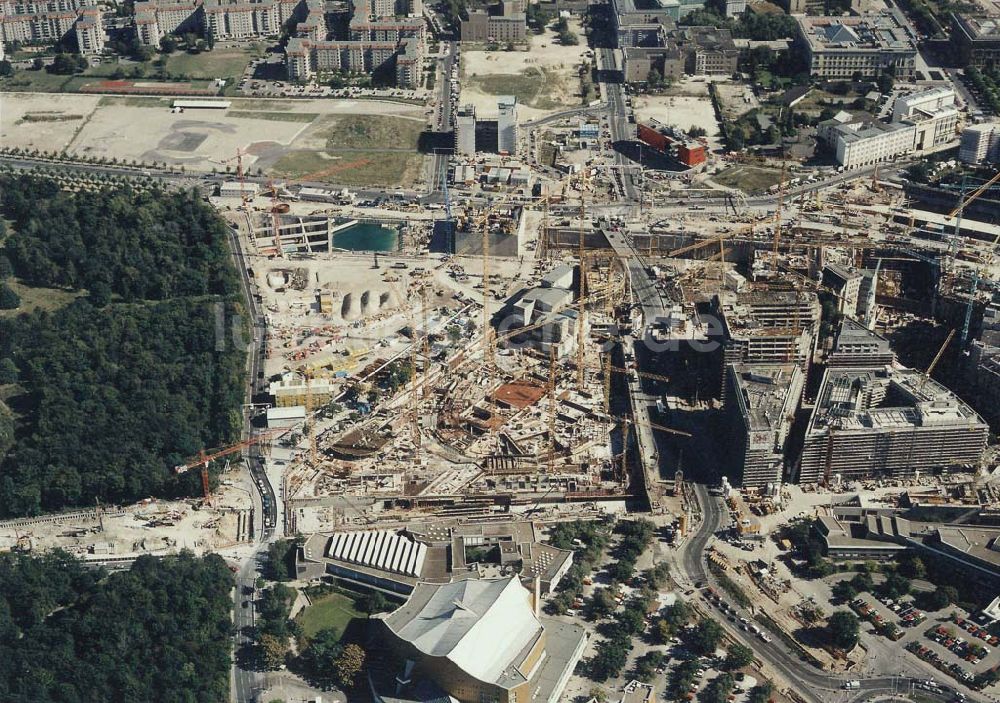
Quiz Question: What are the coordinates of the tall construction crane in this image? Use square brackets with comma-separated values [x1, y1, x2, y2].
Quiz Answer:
[174, 428, 288, 501]
[772, 160, 788, 256]
[926, 328, 956, 379]
[947, 168, 1000, 345]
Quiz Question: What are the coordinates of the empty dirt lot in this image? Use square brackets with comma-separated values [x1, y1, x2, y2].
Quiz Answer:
[0, 92, 427, 181]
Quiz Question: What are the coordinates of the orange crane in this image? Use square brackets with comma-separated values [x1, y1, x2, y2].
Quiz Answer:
[174, 428, 288, 501]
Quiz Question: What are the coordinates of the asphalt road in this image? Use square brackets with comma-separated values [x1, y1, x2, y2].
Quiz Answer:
[225, 210, 280, 703]
[676, 484, 988, 703]
[427, 40, 458, 196]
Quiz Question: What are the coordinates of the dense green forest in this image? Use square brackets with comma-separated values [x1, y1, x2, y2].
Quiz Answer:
[0, 175, 246, 516]
[1, 176, 238, 303]
[0, 550, 233, 702]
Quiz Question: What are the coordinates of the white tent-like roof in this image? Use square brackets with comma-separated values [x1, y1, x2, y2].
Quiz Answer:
[382, 577, 542, 687]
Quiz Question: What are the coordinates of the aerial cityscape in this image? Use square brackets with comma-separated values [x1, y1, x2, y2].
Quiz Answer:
[1, 0, 1000, 700]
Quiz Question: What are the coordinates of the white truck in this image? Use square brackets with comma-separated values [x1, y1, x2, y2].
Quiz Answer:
[843, 681, 861, 690]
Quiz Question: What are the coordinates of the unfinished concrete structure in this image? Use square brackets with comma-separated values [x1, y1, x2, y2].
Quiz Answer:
[724, 363, 805, 489]
[827, 318, 896, 368]
[798, 366, 989, 484]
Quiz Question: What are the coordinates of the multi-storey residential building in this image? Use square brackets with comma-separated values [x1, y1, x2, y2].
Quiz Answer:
[794, 13, 916, 80]
[460, 0, 525, 43]
[285, 0, 423, 86]
[202, 0, 301, 39]
[958, 123, 1000, 164]
[497, 94, 517, 154]
[951, 13, 1000, 70]
[132, 0, 202, 45]
[74, 6, 102, 52]
[797, 366, 989, 484]
[0, 8, 75, 43]
[724, 363, 804, 489]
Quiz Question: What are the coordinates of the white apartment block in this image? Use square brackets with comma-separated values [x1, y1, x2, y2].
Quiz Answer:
[959, 123, 999, 165]
[835, 121, 916, 169]
[73, 6, 102, 53]
[498, 95, 517, 155]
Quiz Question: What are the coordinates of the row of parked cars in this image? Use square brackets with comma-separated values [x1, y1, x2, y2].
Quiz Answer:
[906, 641, 978, 685]
[953, 615, 1000, 646]
[850, 598, 905, 640]
[928, 625, 991, 664]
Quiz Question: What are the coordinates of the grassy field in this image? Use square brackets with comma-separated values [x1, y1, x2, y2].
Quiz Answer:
[271, 150, 423, 187]
[97, 96, 173, 108]
[0, 279, 85, 318]
[0, 70, 77, 92]
[227, 111, 318, 123]
[295, 592, 364, 644]
[164, 47, 260, 80]
[712, 165, 785, 194]
[321, 115, 424, 150]
[467, 68, 565, 110]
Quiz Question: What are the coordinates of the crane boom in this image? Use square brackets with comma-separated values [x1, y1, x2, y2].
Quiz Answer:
[174, 428, 288, 474]
[926, 328, 955, 379]
[947, 170, 1000, 218]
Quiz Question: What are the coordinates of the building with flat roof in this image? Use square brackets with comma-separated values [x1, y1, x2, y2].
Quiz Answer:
[460, 0, 525, 43]
[794, 14, 917, 80]
[724, 364, 805, 489]
[636, 119, 707, 167]
[715, 290, 820, 399]
[833, 120, 916, 169]
[959, 123, 1000, 165]
[295, 518, 574, 596]
[827, 317, 895, 367]
[455, 104, 477, 156]
[951, 13, 1000, 69]
[798, 366, 989, 484]
[815, 509, 1000, 584]
[497, 95, 518, 155]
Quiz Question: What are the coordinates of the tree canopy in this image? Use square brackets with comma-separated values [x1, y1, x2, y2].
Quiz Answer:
[0, 176, 245, 516]
[0, 550, 233, 702]
[826, 611, 860, 651]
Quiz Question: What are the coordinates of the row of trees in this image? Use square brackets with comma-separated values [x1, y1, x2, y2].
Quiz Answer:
[0, 550, 233, 701]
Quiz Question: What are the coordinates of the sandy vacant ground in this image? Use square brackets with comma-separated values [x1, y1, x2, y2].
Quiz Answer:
[633, 79, 724, 152]
[1, 92, 427, 173]
[0, 92, 102, 153]
[460, 21, 589, 120]
[714, 80, 760, 121]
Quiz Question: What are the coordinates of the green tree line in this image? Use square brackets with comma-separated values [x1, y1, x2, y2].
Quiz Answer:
[0, 550, 234, 702]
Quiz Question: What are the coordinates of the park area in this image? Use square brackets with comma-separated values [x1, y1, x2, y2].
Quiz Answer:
[0, 45, 261, 95]
[0, 92, 428, 186]
[459, 20, 590, 120]
[295, 590, 365, 646]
